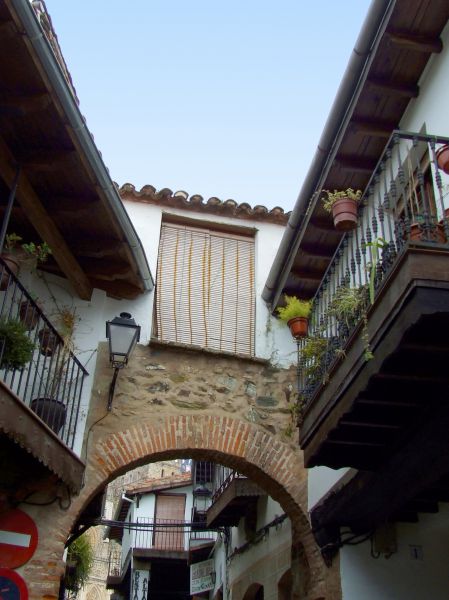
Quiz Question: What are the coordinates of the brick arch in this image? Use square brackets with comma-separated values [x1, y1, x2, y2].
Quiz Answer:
[24, 415, 338, 600]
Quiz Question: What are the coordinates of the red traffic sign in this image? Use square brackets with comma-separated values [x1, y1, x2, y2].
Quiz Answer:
[0, 568, 28, 600]
[0, 510, 38, 569]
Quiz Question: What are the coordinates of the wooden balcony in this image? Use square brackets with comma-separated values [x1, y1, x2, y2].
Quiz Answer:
[207, 471, 264, 527]
[296, 132, 449, 551]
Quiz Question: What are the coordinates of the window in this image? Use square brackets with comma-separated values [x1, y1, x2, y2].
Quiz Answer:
[155, 220, 255, 355]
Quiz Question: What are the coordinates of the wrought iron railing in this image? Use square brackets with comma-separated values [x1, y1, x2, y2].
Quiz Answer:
[298, 130, 449, 404]
[211, 466, 246, 502]
[0, 258, 87, 448]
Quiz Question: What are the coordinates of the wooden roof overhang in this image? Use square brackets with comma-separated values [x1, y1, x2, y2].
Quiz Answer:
[270, 0, 449, 304]
[0, 1, 152, 300]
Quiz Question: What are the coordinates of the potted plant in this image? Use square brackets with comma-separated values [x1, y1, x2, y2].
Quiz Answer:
[0, 318, 35, 370]
[0, 235, 51, 290]
[64, 534, 94, 594]
[436, 144, 449, 174]
[322, 188, 362, 231]
[276, 295, 311, 338]
[19, 295, 43, 331]
[32, 308, 77, 432]
[0, 233, 22, 290]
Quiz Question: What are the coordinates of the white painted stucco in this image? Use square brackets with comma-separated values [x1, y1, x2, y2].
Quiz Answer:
[340, 505, 449, 600]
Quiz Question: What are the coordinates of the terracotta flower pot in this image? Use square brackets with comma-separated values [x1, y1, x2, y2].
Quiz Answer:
[287, 317, 308, 339]
[38, 326, 60, 356]
[0, 254, 20, 290]
[436, 144, 449, 174]
[331, 197, 358, 231]
[409, 222, 446, 244]
[19, 301, 40, 331]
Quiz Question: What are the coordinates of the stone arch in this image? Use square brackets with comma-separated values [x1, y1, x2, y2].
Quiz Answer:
[22, 415, 338, 599]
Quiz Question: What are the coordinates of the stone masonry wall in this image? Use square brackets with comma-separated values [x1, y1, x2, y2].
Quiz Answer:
[19, 341, 341, 600]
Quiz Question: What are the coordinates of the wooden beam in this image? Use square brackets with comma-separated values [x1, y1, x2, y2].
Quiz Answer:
[368, 77, 419, 98]
[20, 149, 76, 171]
[300, 244, 335, 260]
[350, 117, 397, 138]
[386, 31, 443, 54]
[71, 238, 126, 258]
[335, 154, 378, 174]
[0, 136, 92, 300]
[311, 400, 449, 538]
[0, 92, 51, 117]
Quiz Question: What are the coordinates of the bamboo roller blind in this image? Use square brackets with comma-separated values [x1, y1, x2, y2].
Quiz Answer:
[156, 222, 255, 355]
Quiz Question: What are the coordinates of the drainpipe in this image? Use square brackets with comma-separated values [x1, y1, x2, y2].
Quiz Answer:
[10, 0, 154, 292]
[262, 0, 395, 310]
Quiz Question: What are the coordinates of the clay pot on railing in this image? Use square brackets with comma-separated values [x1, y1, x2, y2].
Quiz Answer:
[19, 300, 41, 331]
[38, 326, 60, 356]
[287, 317, 309, 339]
[436, 144, 449, 174]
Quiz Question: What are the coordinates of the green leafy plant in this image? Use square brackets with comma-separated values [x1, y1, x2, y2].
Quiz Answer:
[4, 233, 22, 251]
[21, 241, 52, 263]
[276, 295, 311, 322]
[322, 188, 362, 212]
[365, 237, 388, 304]
[0, 318, 35, 369]
[301, 336, 328, 381]
[328, 285, 373, 361]
[65, 534, 94, 593]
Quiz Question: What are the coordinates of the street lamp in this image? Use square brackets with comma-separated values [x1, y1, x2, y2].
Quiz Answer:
[105, 312, 141, 410]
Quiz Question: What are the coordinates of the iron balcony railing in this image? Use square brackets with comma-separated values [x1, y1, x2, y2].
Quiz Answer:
[0, 258, 87, 449]
[211, 466, 247, 502]
[298, 130, 449, 404]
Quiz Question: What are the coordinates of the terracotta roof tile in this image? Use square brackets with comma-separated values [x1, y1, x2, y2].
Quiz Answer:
[119, 183, 290, 225]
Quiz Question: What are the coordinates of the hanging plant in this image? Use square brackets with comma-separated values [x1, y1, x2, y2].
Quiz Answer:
[64, 534, 94, 593]
[322, 188, 362, 231]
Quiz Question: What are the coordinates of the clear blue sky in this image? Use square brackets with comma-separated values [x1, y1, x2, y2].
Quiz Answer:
[45, 1, 372, 211]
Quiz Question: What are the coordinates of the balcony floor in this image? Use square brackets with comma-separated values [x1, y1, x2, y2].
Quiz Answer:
[300, 247, 449, 472]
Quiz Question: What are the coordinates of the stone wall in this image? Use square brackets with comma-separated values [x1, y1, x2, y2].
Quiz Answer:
[19, 341, 341, 600]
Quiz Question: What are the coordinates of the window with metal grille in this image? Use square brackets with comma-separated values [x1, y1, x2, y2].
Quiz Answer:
[155, 220, 255, 355]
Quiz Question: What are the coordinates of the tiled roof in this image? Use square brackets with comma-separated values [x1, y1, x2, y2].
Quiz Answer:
[126, 471, 192, 495]
[119, 183, 290, 225]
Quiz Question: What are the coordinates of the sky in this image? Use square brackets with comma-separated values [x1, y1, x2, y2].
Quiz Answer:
[44, 1, 372, 211]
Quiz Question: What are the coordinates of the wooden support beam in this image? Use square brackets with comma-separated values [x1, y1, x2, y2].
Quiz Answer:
[300, 244, 335, 260]
[71, 238, 126, 258]
[20, 149, 76, 171]
[368, 77, 419, 98]
[0, 92, 51, 117]
[0, 136, 92, 300]
[311, 400, 449, 539]
[386, 31, 443, 54]
[335, 154, 378, 174]
[350, 117, 397, 138]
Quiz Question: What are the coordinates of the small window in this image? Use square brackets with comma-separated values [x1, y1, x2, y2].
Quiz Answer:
[155, 220, 255, 355]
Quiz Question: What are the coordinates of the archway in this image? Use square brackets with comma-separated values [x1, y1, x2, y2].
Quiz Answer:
[21, 415, 338, 599]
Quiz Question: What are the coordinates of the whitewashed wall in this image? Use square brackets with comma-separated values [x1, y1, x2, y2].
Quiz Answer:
[21, 200, 291, 456]
[340, 505, 449, 600]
